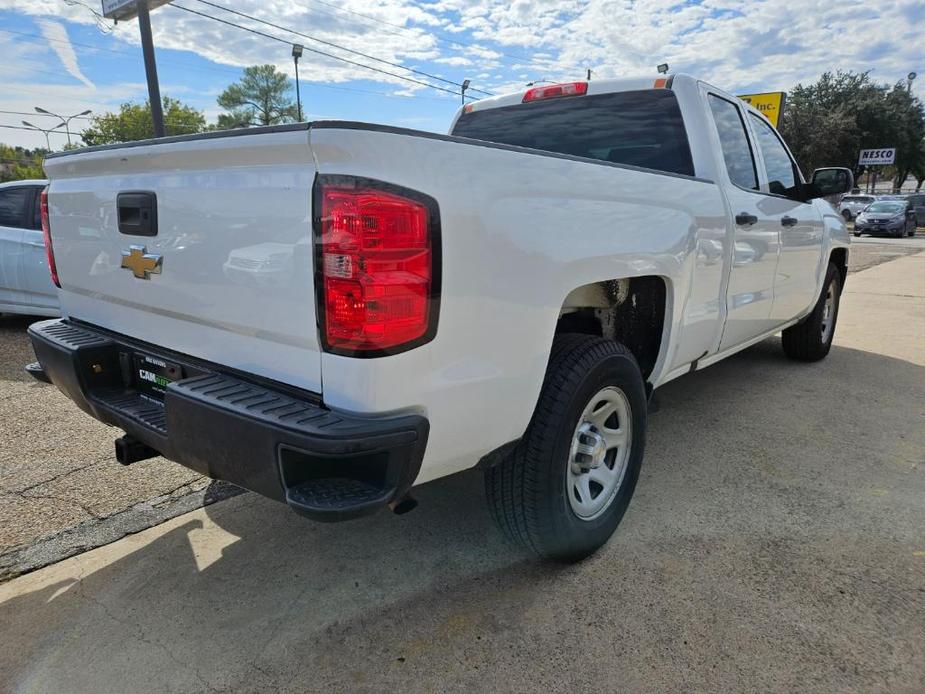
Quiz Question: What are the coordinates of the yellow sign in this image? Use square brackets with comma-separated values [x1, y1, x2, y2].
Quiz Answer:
[738, 91, 787, 128]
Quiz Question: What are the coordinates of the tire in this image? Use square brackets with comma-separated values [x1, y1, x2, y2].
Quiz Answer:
[908, 222, 916, 237]
[853, 231, 861, 237]
[485, 334, 647, 562]
[781, 262, 841, 362]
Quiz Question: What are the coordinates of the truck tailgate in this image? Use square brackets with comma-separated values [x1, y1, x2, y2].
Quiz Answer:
[43, 126, 321, 392]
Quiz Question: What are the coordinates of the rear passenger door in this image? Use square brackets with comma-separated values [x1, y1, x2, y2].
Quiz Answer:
[745, 113, 824, 322]
[21, 186, 59, 312]
[704, 92, 781, 350]
[0, 186, 32, 310]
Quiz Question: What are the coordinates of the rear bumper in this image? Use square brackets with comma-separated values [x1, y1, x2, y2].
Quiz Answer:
[28, 319, 428, 521]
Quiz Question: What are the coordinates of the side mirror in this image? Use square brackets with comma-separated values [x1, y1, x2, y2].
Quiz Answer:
[808, 167, 854, 200]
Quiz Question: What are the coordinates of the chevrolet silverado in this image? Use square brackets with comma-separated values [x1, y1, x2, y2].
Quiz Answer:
[28, 74, 853, 561]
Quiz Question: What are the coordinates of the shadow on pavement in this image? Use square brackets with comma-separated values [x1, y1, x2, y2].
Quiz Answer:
[2, 338, 924, 693]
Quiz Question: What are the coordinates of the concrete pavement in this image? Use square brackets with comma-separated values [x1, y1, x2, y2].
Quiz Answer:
[1, 252, 923, 693]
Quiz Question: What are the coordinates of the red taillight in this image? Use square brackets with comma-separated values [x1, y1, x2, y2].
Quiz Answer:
[40, 188, 60, 288]
[317, 180, 438, 355]
[522, 81, 588, 103]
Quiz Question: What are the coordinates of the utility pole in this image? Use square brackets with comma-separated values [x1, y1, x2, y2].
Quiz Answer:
[587, 69, 592, 80]
[292, 44, 304, 121]
[136, 1, 164, 137]
[102, 0, 170, 137]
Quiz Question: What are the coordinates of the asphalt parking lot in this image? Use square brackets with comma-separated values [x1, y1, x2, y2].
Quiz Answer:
[1, 243, 923, 693]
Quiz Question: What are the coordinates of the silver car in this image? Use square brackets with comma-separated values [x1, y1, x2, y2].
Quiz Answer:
[0, 179, 60, 316]
[837, 194, 875, 221]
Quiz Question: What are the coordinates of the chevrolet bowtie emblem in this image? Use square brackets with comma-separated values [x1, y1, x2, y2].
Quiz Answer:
[120, 245, 163, 279]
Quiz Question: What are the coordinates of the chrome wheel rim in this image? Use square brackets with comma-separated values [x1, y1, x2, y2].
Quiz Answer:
[821, 282, 836, 343]
[566, 386, 632, 521]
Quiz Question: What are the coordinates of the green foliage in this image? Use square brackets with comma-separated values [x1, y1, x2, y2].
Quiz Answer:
[0, 143, 45, 182]
[79, 97, 207, 146]
[779, 70, 925, 188]
[217, 64, 297, 127]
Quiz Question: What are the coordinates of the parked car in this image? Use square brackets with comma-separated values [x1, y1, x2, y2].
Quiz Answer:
[853, 199, 917, 237]
[837, 194, 875, 221]
[0, 179, 59, 317]
[29, 74, 853, 561]
[906, 193, 925, 227]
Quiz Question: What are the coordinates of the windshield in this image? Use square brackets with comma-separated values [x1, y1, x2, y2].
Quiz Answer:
[864, 202, 905, 214]
[452, 90, 695, 177]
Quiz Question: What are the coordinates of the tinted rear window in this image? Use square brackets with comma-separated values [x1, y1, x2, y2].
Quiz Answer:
[844, 196, 873, 203]
[452, 90, 695, 177]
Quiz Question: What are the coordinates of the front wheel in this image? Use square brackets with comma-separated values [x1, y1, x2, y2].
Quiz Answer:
[781, 262, 841, 362]
[485, 334, 647, 562]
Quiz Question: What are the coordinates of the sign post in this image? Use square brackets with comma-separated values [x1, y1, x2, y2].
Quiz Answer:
[102, 0, 172, 137]
[858, 148, 896, 193]
[737, 92, 787, 128]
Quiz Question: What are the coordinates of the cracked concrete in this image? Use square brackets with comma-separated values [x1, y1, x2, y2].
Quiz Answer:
[0, 251, 922, 692]
[0, 315, 241, 578]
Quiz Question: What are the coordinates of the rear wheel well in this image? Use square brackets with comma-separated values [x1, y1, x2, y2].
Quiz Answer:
[555, 276, 666, 380]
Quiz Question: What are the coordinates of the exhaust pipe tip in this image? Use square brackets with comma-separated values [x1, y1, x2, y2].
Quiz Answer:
[388, 494, 418, 515]
[115, 435, 159, 466]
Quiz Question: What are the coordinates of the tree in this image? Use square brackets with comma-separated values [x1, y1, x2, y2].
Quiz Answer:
[779, 71, 925, 190]
[217, 64, 297, 127]
[80, 97, 206, 146]
[0, 143, 45, 182]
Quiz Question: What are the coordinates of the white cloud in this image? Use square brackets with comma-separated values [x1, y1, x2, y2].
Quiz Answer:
[38, 19, 95, 89]
[0, 0, 922, 117]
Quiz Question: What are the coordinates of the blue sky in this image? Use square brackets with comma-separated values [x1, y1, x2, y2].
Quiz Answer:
[1, 0, 923, 149]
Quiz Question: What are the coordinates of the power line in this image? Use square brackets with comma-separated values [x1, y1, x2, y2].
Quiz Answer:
[2, 31, 455, 106]
[168, 3, 479, 101]
[0, 110, 92, 120]
[301, 0, 586, 74]
[191, 0, 492, 97]
[0, 123, 69, 134]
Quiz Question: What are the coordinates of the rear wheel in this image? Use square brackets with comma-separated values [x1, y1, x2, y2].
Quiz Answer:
[485, 334, 646, 562]
[781, 262, 841, 362]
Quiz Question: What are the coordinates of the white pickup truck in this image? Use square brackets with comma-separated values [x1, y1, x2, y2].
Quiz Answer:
[29, 75, 852, 561]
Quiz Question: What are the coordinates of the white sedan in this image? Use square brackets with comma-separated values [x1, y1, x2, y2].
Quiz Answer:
[0, 179, 59, 316]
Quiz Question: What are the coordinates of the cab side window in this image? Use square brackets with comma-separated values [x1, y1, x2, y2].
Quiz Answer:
[0, 187, 31, 229]
[748, 114, 801, 198]
[708, 94, 758, 190]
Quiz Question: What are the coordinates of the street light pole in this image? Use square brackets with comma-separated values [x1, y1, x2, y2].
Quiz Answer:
[292, 44, 304, 121]
[136, 0, 165, 137]
[461, 79, 471, 105]
[909, 72, 917, 93]
[21, 120, 63, 151]
[34, 107, 92, 147]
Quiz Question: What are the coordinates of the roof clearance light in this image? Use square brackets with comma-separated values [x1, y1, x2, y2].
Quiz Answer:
[522, 81, 588, 103]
